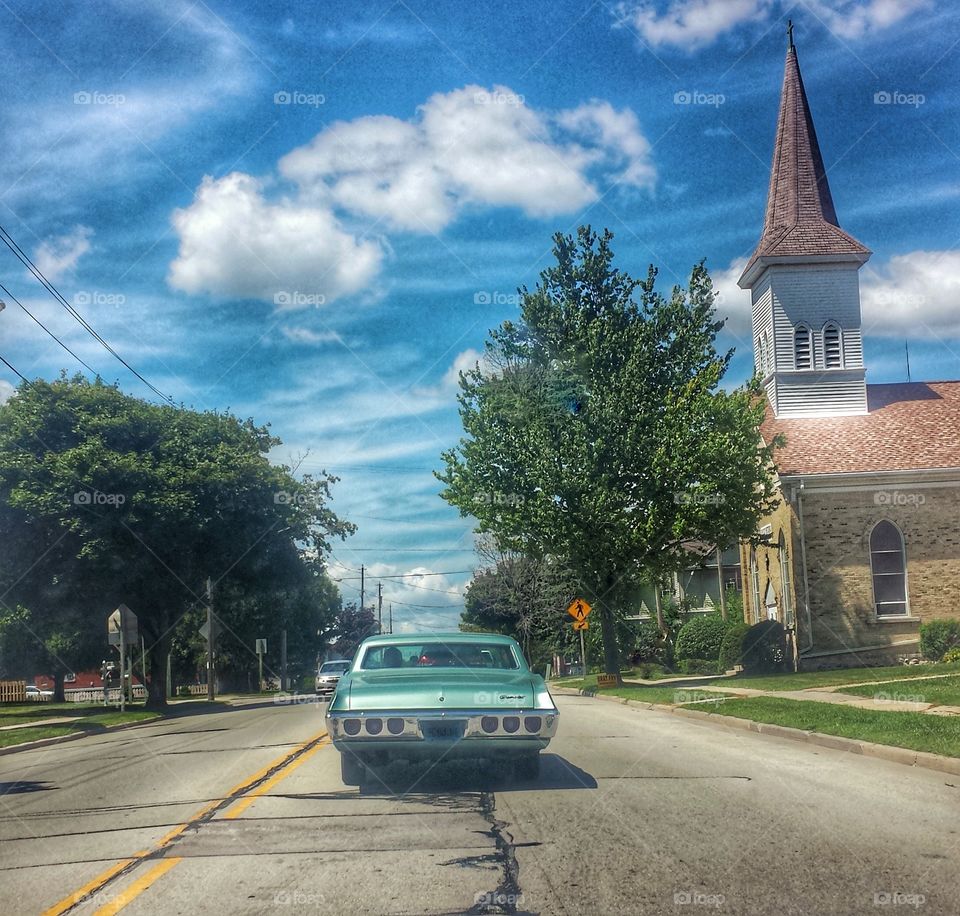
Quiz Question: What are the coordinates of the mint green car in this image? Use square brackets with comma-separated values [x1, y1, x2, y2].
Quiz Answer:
[326, 632, 559, 785]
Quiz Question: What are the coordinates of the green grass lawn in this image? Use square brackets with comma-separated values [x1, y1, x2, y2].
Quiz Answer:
[0, 709, 160, 748]
[705, 662, 960, 692]
[0, 702, 149, 727]
[602, 686, 737, 706]
[708, 697, 960, 758]
[837, 675, 960, 708]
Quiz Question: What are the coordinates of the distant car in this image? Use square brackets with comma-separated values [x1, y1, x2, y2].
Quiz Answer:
[25, 685, 54, 700]
[315, 660, 352, 699]
[326, 632, 559, 785]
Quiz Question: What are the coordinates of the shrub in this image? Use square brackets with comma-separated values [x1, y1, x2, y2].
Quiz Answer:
[919, 620, 960, 661]
[942, 646, 960, 664]
[675, 615, 730, 664]
[718, 623, 751, 672]
[630, 622, 669, 665]
[177, 685, 192, 697]
[678, 658, 720, 676]
[741, 621, 787, 674]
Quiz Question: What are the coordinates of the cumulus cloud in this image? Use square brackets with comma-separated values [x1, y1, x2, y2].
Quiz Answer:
[171, 86, 654, 304]
[441, 347, 498, 389]
[0, 379, 16, 404]
[861, 250, 960, 339]
[32, 225, 93, 281]
[168, 173, 382, 306]
[615, 0, 929, 50]
[280, 326, 343, 346]
[280, 85, 654, 234]
[710, 257, 753, 342]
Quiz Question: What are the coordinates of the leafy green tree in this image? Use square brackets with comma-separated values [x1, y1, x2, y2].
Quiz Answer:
[328, 603, 379, 661]
[0, 375, 354, 707]
[438, 227, 779, 678]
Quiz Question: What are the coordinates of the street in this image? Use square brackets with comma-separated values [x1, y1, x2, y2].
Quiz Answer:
[0, 695, 958, 915]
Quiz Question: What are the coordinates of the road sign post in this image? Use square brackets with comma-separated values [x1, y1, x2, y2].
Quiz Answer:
[256, 638, 267, 691]
[567, 599, 592, 677]
[108, 605, 138, 712]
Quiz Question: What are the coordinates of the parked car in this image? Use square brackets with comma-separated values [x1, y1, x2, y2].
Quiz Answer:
[315, 659, 352, 699]
[25, 685, 54, 700]
[326, 632, 559, 785]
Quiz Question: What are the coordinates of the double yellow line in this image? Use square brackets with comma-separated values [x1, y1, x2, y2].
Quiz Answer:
[43, 730, 331, 916]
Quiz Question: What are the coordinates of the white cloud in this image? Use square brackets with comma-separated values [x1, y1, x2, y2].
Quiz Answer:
[615, 0, 929, 50]
[441, 347, 497, 389]
[33, 226, 93, 281]
[168, 173, 383, 306]
[279, 85, 654, 234]
[861, 250, 960, 339]
[0, 379, 16, 404]
[710, 257, 753, 342]
[280, 326, 343, 346]
[616, 0, 773, 50]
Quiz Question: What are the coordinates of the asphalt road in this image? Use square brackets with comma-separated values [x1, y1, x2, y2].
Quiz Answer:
[1, 694, 958, 915]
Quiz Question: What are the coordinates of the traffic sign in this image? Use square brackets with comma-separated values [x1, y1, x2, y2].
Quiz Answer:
[573, 619, 589, 631]
[256, 638, 267, 655]
[199, 618, 222, 642]
[567, 599, 592, 622]
[107, 605, 139, 646]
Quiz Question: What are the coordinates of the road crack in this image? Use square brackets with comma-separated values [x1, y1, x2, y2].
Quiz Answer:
[467, 791, 531, 915]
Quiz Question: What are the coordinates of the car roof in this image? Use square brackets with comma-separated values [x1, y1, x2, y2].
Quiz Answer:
[358, 631, 518, 647]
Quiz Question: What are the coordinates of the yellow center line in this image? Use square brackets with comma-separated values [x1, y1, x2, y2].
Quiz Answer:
[42, 729, 329, 916]
[91, 858, 183, 916]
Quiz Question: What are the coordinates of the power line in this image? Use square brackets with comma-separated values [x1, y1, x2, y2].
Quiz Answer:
[0, 224, 172, 403]
[0, 352, 27, 383]
[0, 283, 98, 374]
[336, 569, 474, 580]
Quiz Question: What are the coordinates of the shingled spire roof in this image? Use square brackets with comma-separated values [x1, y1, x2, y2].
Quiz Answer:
[739, 31, 869, 287]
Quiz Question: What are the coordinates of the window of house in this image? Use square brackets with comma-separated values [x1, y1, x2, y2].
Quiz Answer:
[870, 521, 908, 616]
[749, 547, 761, 623]
[763, 331, 773, 374]
[794, 325, 812, 369]
[778, 532, 794, 627]
[823, 321, 843, 368]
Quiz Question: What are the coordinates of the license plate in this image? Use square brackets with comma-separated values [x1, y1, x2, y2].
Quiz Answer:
[422, 720, 466, 740]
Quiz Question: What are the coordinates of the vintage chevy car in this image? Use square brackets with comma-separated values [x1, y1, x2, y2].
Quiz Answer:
[326, 632, 559, 785]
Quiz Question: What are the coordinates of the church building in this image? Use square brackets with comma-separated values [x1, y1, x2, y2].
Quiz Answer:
[736, 31, 960, 669]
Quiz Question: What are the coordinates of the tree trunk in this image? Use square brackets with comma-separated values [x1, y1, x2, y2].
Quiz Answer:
[53, 670, 65, 703]
[654, 582, 668, 639]
[595, 571, 621, 681]
[144, 638, 168, 710]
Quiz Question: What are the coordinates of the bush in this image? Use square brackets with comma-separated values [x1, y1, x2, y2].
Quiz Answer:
[718, 623, 751, 672]
[675, 615, 730, 663]
[741, 621, 787, 674]
[919, 620, 960, 661]
[677, 658, 720, 675]
[177, 685, 192, 697]
[630, 622, 671, 666]
[943, 647, 960, 664]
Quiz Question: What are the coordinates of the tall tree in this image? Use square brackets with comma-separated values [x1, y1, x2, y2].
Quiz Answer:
[0, 375, 354, 706]
[438, 227, 779, 678]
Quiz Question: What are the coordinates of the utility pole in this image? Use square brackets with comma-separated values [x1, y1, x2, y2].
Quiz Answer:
[388, 603, 393, 634]
[206, 577, 214, 702]
[377, 582, 383, 634]
[281, 629, 288, 691]
[360, 565, 365, 614]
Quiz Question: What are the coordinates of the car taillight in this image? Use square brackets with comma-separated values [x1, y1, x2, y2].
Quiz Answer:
[524, 716, 541, 733]
[481, 716, 499, 733]
[343, 718, 361, 736]
[502, 716, 520, 734]
[387, 718, 405, 735]
[365, 718, 383, 735]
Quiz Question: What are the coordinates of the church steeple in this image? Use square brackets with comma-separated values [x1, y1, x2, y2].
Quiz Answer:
[740, 26, 870, 288]
[738, 24, 870, 418]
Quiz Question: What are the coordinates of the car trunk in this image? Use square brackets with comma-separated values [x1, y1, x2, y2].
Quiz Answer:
[343, 669, 535, 710]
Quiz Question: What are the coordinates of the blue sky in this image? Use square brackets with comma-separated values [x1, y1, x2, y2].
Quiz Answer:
[1, 0, 958, 630]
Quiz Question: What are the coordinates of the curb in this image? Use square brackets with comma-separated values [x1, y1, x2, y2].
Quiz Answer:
[550, 686, 960, 777]
[0, 714, 164, 757]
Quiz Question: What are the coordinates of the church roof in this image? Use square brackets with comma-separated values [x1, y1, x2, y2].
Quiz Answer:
[739, 39, 869, 287]
[762, 381, 960, 476]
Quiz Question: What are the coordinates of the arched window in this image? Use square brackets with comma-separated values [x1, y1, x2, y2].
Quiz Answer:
[778, 531, 794, 627]
[823, 321, 843, 368]
[870, 521, 908, 616]
[749, 547, 761, 623]
[794, 324, 812, 369]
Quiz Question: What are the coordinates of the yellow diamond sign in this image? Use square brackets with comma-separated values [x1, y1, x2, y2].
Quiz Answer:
[567, 599, 592, 622]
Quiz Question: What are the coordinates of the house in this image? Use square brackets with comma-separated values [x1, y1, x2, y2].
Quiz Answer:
[736, 31, 960, 669]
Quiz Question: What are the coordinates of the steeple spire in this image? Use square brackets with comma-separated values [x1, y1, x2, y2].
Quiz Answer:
[739, 30, 869, 288]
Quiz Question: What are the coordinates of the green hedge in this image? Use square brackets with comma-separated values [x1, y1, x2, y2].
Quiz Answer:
[920, 620, 960, 662]
[741, 620, 787, 674]
[677, 658, 720, 676]
[718, 623, 751, 672]
[675, 615, 730, 663]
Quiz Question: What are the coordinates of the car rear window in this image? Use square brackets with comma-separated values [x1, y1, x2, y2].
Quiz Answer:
[320, 661, 351, 673]
[359, 642, 520, 670]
